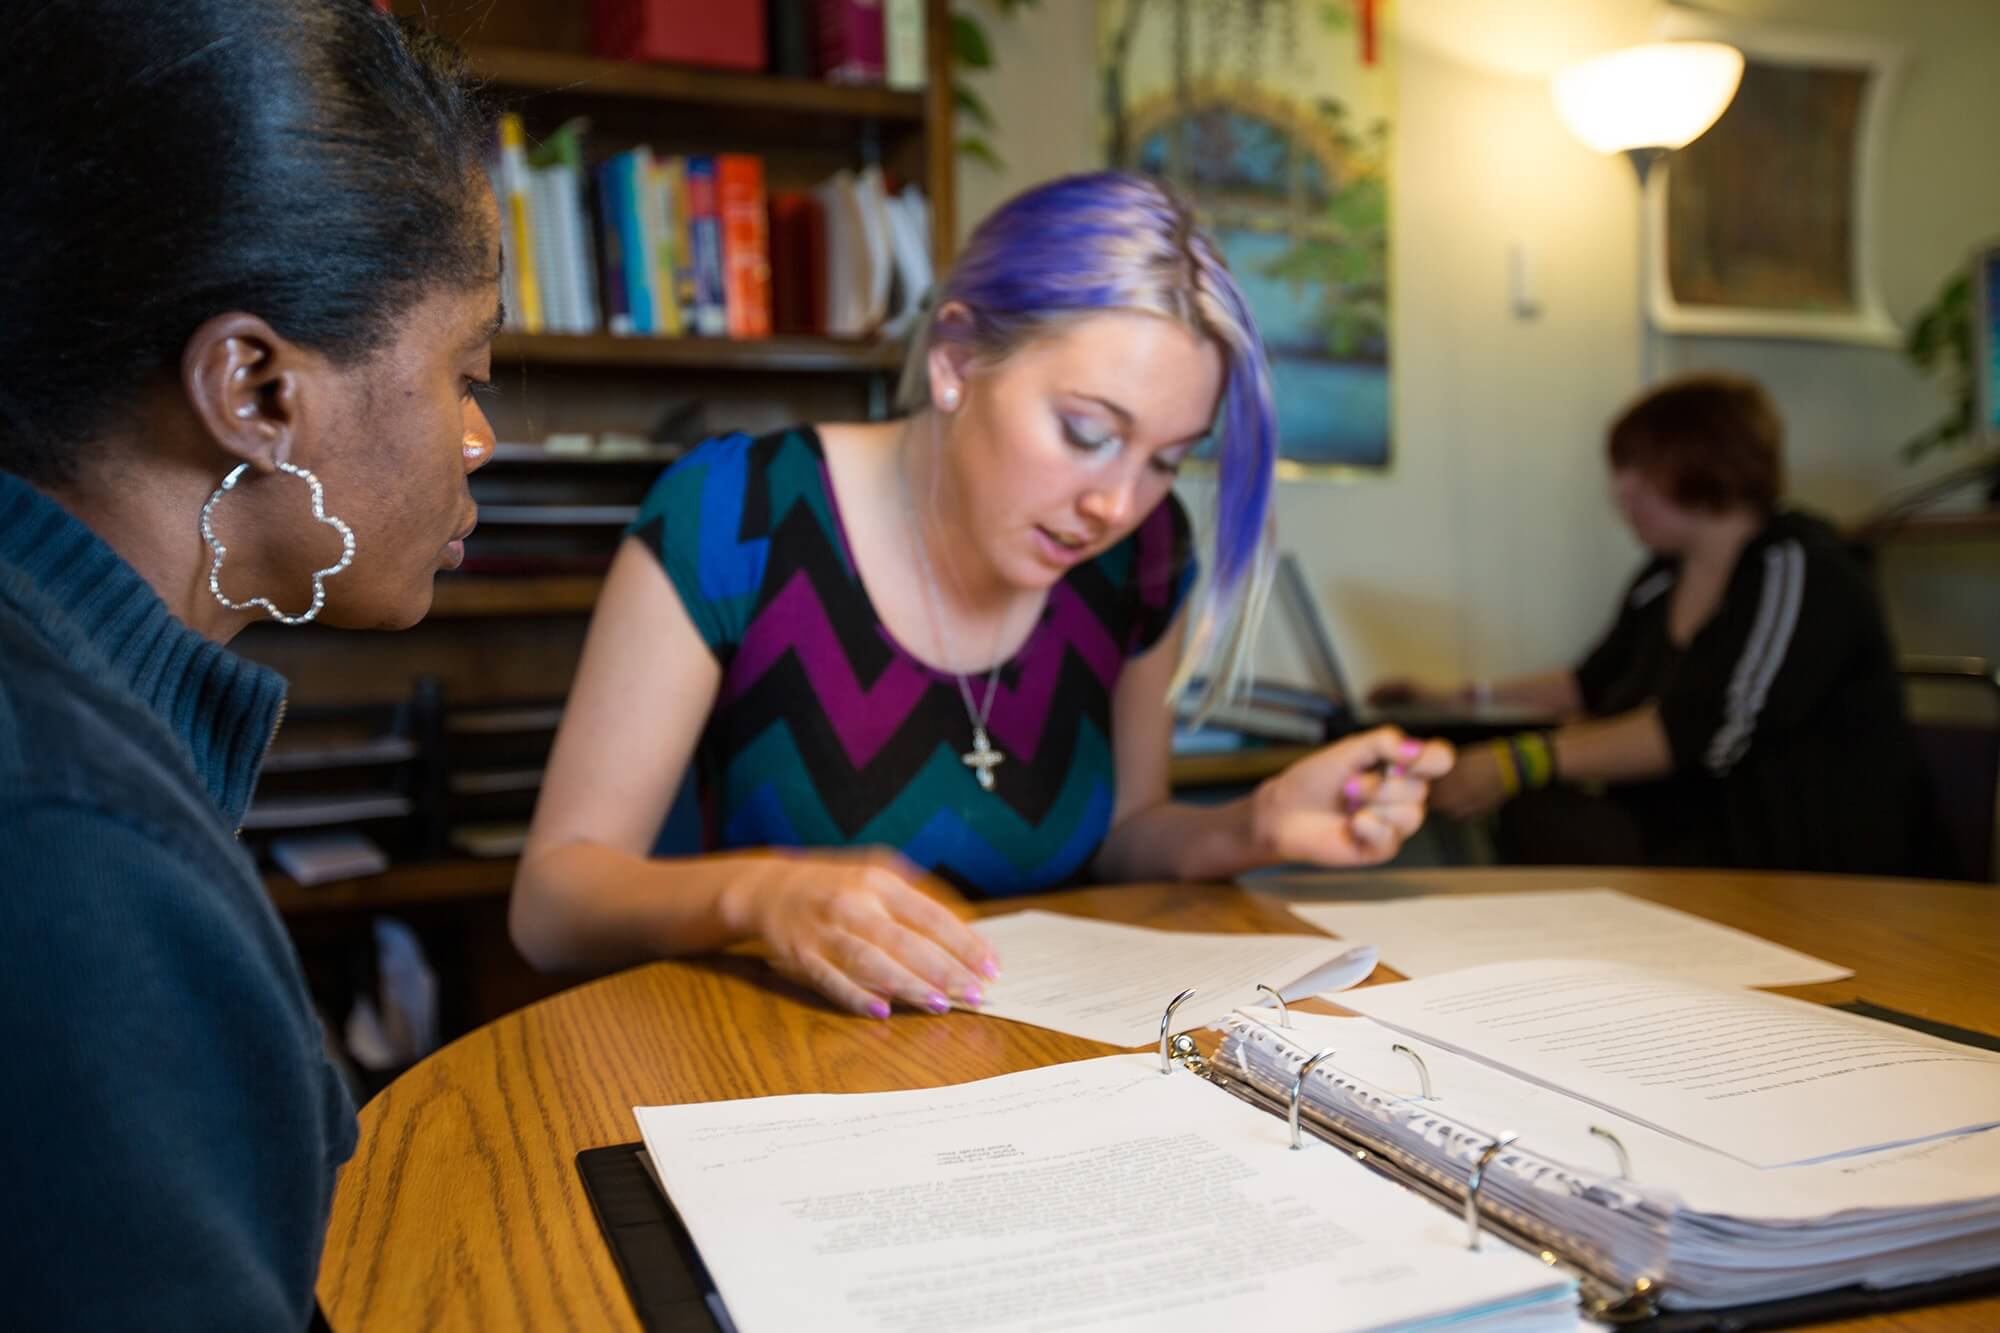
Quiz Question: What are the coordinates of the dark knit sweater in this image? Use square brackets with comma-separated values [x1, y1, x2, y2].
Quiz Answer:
[0, 470, 356, 1329]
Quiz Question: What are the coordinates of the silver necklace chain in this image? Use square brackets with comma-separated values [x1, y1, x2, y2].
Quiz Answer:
[898, 438, 1009, 791]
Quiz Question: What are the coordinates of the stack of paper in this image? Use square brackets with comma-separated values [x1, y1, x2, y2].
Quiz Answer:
[966, 909, 1377, 1046]
[1286, 888, 1852, 988]
[1214, 961, 2000, 1310]
[637, 1054, 1578, 1332]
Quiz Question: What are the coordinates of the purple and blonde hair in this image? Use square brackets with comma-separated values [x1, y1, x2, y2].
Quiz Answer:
[898, 171, 1277, 709]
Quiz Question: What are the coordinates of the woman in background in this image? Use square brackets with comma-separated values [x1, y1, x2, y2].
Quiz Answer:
[514, 172, 1454, 1017]
[1380, 373, 1926, 876]
[0, 2, 498, 1326]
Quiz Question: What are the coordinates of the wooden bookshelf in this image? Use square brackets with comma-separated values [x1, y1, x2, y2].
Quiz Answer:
[492, 332, 905, 373]
[267, 858, 518, 916]
[468, 45, 926, 124]
[429, 575, 604, 619]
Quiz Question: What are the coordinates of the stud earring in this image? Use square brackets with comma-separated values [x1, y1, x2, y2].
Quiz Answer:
[939, 386, 961, 410]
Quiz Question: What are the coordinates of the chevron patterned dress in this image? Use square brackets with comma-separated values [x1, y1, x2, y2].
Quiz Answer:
[629, 427, 1196, 897]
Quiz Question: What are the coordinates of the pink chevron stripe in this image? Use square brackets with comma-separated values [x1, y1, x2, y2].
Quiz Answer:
[723, 569, 932, 769]
[985, 582, 1121, 765]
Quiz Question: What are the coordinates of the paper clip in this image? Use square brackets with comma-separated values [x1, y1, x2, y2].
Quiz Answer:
[1158, 987, 1197, 1074]
[1590, 1126, 1632, 1180]
[1391, 1043, 1434, 1100]
[1255, 983, 1292, 1028]
[1288, 1047, 1339, 1149]
[1463, 1131, 1519, 1251]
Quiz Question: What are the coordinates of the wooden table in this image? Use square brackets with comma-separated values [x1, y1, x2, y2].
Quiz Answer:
[318, 868, 2000, 1331]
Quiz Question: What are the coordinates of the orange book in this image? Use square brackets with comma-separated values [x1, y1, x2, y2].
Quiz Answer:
[716, 154, 773, 340]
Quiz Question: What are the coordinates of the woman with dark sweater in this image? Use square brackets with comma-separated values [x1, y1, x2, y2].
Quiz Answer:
[0, 3, 499, 1326]
[1382, 374, 1927, 875]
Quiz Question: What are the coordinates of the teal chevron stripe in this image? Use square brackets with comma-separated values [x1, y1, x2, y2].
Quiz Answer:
[765, 430, 850, 575]
[719, 715, 1115, 873]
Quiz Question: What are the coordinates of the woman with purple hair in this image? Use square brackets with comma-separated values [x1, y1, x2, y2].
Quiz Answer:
[511, 172, 1452, 1018]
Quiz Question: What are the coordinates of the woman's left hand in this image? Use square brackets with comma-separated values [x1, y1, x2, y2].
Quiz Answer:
[1250, 727, 1455, 866]
[1428, 742, 1510, 820]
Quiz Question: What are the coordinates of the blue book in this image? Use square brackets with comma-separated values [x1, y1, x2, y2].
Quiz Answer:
[684, 156, 729, 337]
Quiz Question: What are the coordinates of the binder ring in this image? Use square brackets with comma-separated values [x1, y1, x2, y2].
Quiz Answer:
[1255, 983, 1291, 1027]
[1590, 1126, 1632, 1180]
[1463, 1130, 1519, 1251]
[1391, 1043, 1434, 1100]
[1158, 987, 1198, 1074]
[1288, 1047, 1339, 1150]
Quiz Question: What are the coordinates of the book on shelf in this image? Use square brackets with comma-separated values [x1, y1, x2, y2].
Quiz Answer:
[717, 155, 773, 339]
[683, 157, 729, 337]
[883, 0, 925, 91]
[485, 116, 923, 345]
[814, 0, 885, 84]
[590, 0, 765, 70]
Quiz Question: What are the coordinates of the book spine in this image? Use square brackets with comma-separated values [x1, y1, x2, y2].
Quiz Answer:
[615, 152, 656, 334]
[884, 0, 925, 91]
[528, 167, 571, 333]
[563, 164, 601, 333]
[814, 0, 884, 84]
[666, 157, 698, 324]
[717, 155, 772, 340]
[640, 155, 683, 336]
[684, 157, 729, 337]
[495, 114, 544, 333]
[595, 160, 632, 335]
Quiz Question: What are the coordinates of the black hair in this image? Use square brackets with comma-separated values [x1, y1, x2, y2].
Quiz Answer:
[0, 0, 494, 484]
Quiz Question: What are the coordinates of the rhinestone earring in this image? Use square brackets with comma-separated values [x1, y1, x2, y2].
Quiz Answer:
[200, 461, 356, 626]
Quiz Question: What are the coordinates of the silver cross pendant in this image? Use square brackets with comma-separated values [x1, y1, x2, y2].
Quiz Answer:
[961, 726, 1005, 792]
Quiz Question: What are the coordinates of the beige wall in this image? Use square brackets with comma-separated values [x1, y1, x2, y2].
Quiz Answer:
[954, 0, 2000, 690]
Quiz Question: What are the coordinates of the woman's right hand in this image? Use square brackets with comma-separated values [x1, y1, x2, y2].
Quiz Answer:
[719, 850, 1000, 1019]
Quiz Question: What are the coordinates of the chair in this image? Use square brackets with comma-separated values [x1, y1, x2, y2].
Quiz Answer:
[1900, 656, 2000, 883]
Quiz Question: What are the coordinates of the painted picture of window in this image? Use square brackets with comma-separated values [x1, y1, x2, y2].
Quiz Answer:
[1649, 14, 1903, 345]
[1099, 0, 1393, 473]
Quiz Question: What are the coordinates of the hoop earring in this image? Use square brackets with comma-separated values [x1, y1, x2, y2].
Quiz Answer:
[200, 461, 356, 626]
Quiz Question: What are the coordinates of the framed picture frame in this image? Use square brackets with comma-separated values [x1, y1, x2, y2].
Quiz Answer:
[1646, 12, 1906, 346]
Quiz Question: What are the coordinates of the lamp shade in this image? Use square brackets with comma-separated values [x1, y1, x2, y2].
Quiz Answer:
[1551, 41, 1745, 155]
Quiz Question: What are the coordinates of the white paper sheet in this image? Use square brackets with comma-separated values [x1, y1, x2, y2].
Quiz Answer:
[1336, 961, 2000, 1167]
[1229, 1008, 2000, 1220]
[1286, 889, 1850, 989]
[635, 1054, 1575, 1333]
[968, 910, 1376, 1046]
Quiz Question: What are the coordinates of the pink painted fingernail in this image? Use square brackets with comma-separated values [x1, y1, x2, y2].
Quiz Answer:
[867, 999, 891, 1020]
[1390, 764, 1408, 780]
[1399, 739, 1424, 759]
[926, 992, 952, 1014]
[980, 956, 1001, 980]
[960, 984, 984, 1007]
[1343, 776, 1368, 806]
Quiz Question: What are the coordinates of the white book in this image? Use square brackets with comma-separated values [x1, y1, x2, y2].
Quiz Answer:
[560, 163, 601, 333]
[884, 0, 925, 91]
[528, 167, 571, 333]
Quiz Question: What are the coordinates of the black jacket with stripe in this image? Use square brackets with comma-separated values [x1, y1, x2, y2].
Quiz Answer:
[1575, 509, 1927, 876]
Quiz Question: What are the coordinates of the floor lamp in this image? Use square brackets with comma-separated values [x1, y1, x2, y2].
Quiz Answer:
[1551, 42, 1744, 386]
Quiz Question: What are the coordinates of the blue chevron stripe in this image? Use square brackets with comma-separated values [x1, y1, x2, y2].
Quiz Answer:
[693, 434, 767, 601]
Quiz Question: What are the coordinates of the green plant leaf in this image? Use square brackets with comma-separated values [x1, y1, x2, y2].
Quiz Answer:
[958, 135, 1005, 170]
[953, 82, 996, 130]
[951, 14, 994, 69]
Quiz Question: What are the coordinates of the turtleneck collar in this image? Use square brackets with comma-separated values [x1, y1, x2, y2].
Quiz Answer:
[0, 470, 285, 826]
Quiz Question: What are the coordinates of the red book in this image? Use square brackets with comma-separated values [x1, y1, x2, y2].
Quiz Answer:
[814, 0, 884, 84]
[768, 190, 827, 336]
[591, 0, 765, 71]
[717, 155, 773, 340]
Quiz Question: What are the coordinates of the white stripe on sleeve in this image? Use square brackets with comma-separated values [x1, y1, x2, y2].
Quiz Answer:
[1704, 541, 1805, 775]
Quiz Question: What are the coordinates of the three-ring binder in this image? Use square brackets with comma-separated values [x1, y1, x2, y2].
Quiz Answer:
[1156, 988, 1666, 1324]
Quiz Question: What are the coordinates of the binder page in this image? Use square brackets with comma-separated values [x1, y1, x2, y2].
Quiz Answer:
[1229, 1009, 2000, 1220]
[635, 1054, 1575, 1333]
[1339, 961, 2000, 1167]
[968, 910, 1376, 1046]
[1287, 889, 1849, 988]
